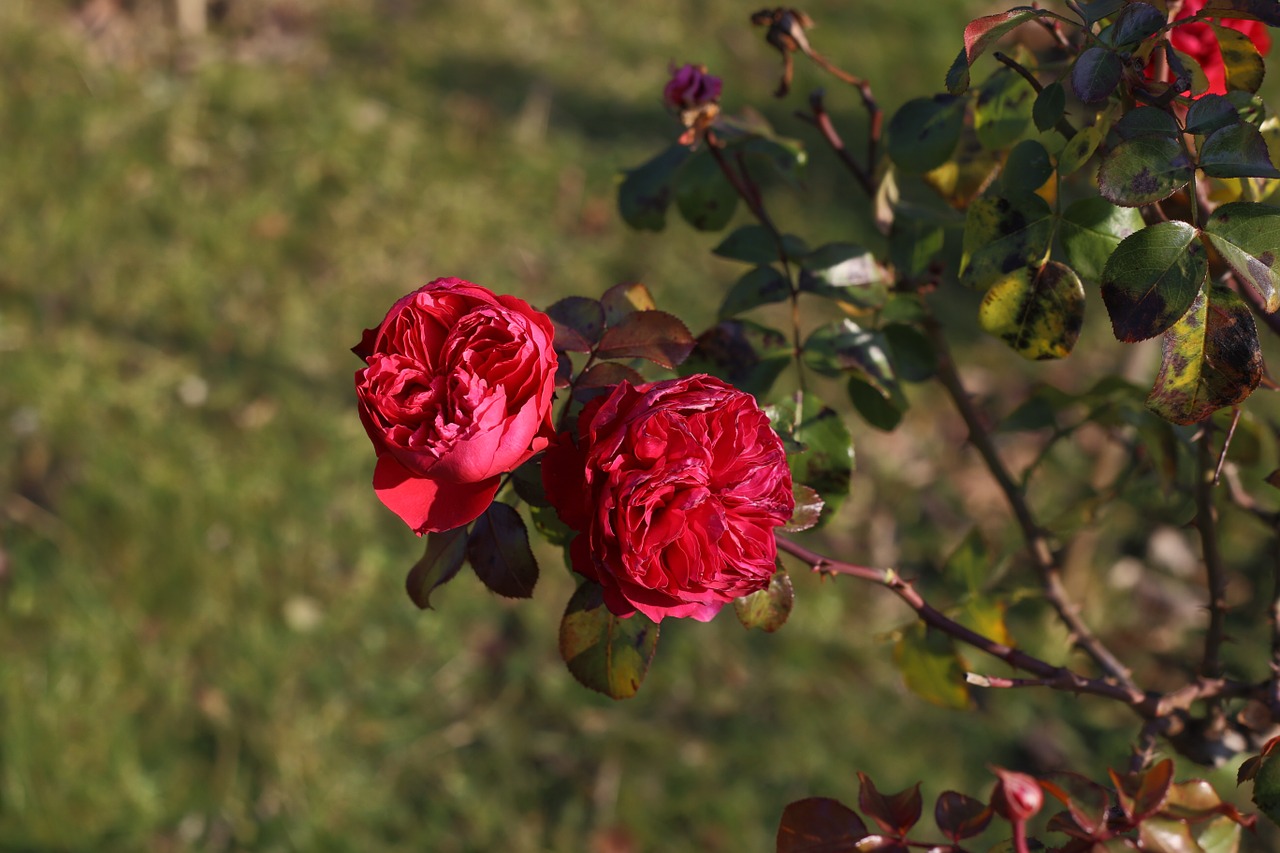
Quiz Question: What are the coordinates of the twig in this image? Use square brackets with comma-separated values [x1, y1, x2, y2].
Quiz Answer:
[1196, 423, 1228, 682]
[993, 51, 1043, 93]
[706, 141, 807, 412]
[775, 536, 1153, 710]
[922, 313, 1141, 697]
[795, 90, 874, 194]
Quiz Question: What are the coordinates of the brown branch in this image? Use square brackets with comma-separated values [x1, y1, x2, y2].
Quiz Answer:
[795, 90, 874, 194]
[1197, 424, 1229, 682]
[922, 313, 1142, 697]
[775, 536, 1154, 711]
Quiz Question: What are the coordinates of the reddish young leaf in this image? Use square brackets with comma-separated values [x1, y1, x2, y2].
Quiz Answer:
[776, 797, 868, 852]
[1041, 773, 1112, 837]
[934, 790, 993, 841]
[597, 310, 695, 369]
[573, 362, 646, 404]
[1110, 758, 1174, 823]
[963, 9, 1045, 65]
[857, 773, 922, 837]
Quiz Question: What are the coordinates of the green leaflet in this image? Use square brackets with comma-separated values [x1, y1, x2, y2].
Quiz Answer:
[960, 193, 1054, 289]
[978, 261, 1085, 360]
[1147, 285, 1263, 425]
[1100, 221, 1207, 342]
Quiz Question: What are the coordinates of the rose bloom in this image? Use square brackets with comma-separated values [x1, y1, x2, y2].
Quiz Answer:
[354, 277, 558, 534]
[1168, 0, 1271, 95]
[543, 375, 794, 622]
[663, 63, 722, 111]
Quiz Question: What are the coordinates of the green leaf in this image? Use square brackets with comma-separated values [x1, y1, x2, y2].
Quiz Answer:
[739, 135, 807, 188]
[617, 144, 691, 231]
[1072, 47, 1123, 104]
[944, 528, 990, 594]
[893, 622, 970, 709]
[1098, 135, 1195, 206]
[596, 309, 695, 368]
[712, 225, 808, 264]
[974, 69, 1035, 150]
[978, 260, 1085, 360]
[1198, 122, 1280, 179]
[1114, 106, 1181, 140]
[1101, 221, 1207, 342]
[467, 502, 538, 599]
[1138, 818, 1202, 853]
[963, 8, 1046, 65]
[848, 376, 905, 431]
[675, 148, 739, 231]
[960, 193, 1054, 289]
[1057, 122, 1105, 176]
[559, 580, 659, 699]
[1147, 284, 1263, 425]
[775, 400, 855, 522]
[1251, 751, 1280, 827]
[600, 281, 657, 326]
[887, 95, 965, 173]
[1214, 22, 1265, 94]
[404, 525, 470, 609]
[718, 266, 791, 319]
[1033, 82, 1066, 132]
[1203, 201, 1280, 311]
[546, 296, 604, 352]
[889, 205, 949, 277]
[1109, 2, 1166, 47]
[1199, 0, 1280, 28]
[1002, 139, 1053, 192]
[803, 319, 898, 396]
[681, 319, 792, 398]
[883, 323, 937, 383]
[799, 243, 889, 311]
[777, 798, 869, 853]
[733, 571, 794, 632]
[1060, 197, 1146, 282]
[1185, 95, 1240, 136]
[1196, 815, 1242, 853]
[510, 457, 550, 507]
[945, 47, 971, 96]
[1076, 0, 1126, 26]
[783, 484, 824, 533]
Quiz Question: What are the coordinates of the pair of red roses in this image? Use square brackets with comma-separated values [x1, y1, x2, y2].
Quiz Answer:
[354, 278, 794, 622]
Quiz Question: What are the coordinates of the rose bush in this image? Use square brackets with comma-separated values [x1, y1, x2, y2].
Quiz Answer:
[1169, 0, 1271, 95]
[542, 375, 794, 623]
[353, 277, 558, 534]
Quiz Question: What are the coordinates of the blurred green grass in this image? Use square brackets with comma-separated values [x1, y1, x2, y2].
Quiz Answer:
[2, 1, 1272, 850]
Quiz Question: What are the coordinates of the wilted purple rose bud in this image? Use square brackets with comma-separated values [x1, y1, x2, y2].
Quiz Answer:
[663, 63, 722, 111]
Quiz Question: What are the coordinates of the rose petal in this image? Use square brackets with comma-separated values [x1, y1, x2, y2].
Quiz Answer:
[373, 454, 500, 534]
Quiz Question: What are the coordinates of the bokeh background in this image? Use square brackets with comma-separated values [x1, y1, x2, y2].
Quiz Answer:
[4, 1, 1280, 850]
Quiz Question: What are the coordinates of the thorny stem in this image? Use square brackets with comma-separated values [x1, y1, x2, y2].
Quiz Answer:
[774, 536, 1156, 711]
[1197, 423, 1229, 684]
[796, 90, 874, 195]
[922, 312, 1142, 698]
[707, 141, 807, 419]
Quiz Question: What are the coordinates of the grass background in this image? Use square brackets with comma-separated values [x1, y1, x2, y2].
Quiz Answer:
[3, 1, 1279, 850]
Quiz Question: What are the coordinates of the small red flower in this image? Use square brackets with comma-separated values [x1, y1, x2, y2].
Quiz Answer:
[663, 63, 723, 111]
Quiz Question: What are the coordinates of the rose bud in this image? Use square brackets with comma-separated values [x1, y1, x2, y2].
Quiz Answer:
[542, 375, 794, 622]
[354, 277, 558, 533]
[990, 768, 1044, 823]
[663, 63, 723, 112]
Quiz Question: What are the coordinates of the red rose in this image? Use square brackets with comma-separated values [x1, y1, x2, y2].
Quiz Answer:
[354, 277, 558, 534]
[663, 63, 722, 111]
[1169, 0, 1271, 95]
[543, 375, 794, 623]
